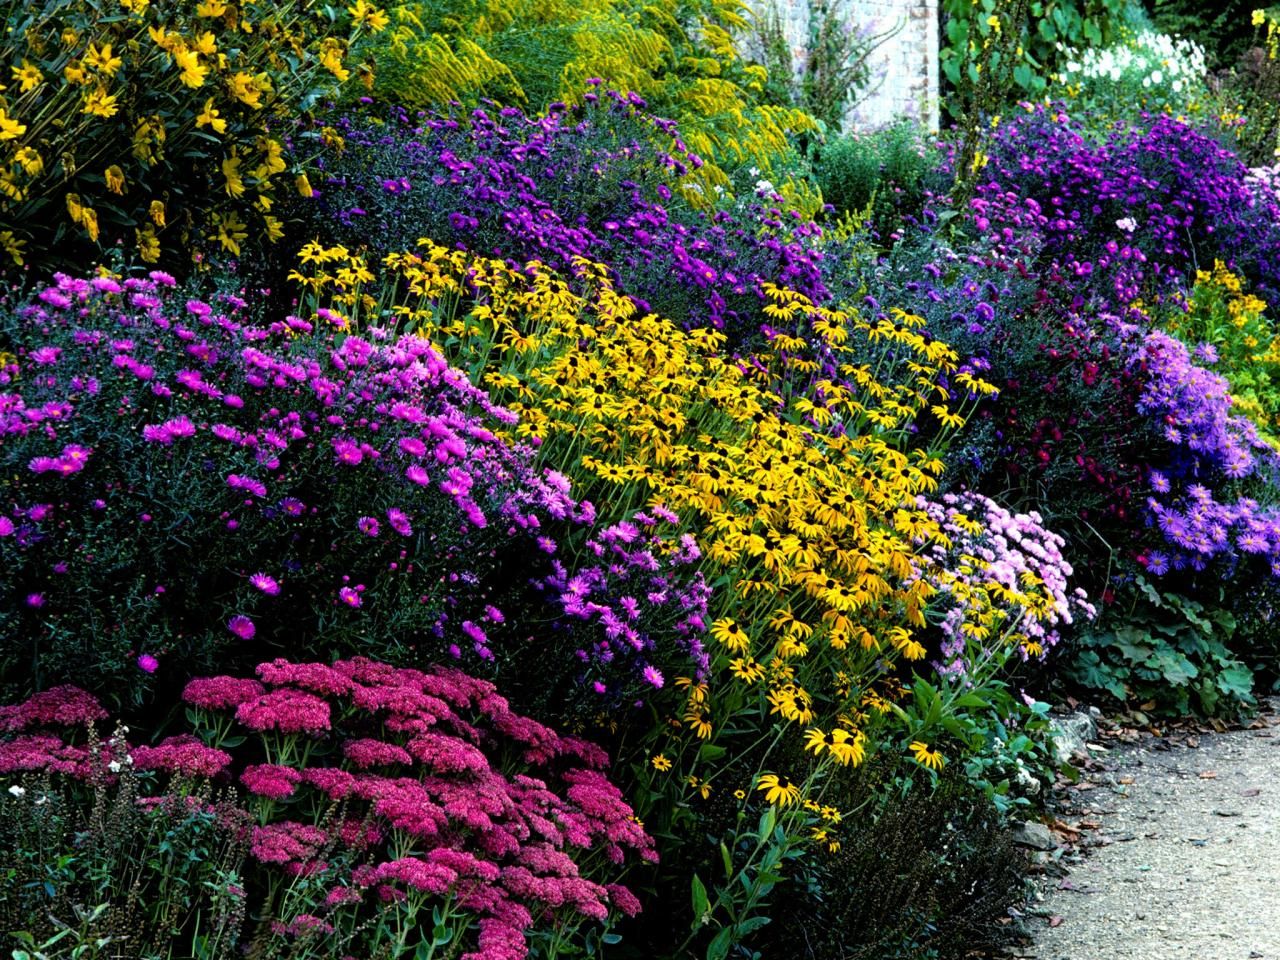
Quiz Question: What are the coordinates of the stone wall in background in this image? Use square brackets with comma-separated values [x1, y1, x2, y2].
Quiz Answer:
[746, 0, 939, 132]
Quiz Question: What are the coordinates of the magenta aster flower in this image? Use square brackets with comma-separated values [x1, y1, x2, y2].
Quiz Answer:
[249, 572, 280, 595]
[338, 587, 362, 608]
[228, 615, 256, 640]
[137, 653, 159, 674]
[386, 507, 413, 536]
[357, 516, 380, 537]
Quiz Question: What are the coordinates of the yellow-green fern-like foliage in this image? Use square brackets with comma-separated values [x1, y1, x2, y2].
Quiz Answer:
[374, 0, 821, 211]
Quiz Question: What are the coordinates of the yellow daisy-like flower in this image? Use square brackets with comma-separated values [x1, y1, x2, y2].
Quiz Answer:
[197, 0, 227, 15]
[710, 617, 750, 653]
[84, 41, 122, 77]
[11, 60, 42, 93]
[909, 741, 945, 771]
[14, 147, 42, 176]
[83, 87, 120, 119]
[195, 99, 227, 135]
[213, 212, 247, 255]
[149, 200, 166, 227]
[687, 775, 712, 800]
[136, 224, 161, 263]
[650, 754, 672, 772]
[174, 48, 207, 89]
[756, 772, 801, 807]
[0, 108, 27, 141]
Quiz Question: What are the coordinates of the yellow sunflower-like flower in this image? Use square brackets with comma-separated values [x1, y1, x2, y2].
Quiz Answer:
[756, 772, 801, 807]
[650, 754, 672, 772]
[711, 617, 750, 653]
[909, 741, 945, 771]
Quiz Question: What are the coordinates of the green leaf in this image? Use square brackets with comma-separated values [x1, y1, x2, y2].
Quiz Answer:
[735, 916, 772, 936]
[720, 841, 734, 881]
[706, 927, 735, 960]
[691, 874, 710, 926]
[1216, 662, 1255, 699]
[1013, 63, 1034, 89]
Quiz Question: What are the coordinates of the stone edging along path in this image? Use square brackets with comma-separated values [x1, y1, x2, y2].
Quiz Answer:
[1014, 699, 1280, 960]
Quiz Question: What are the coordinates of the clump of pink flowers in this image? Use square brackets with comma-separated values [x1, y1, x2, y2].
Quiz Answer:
[0, 657, 653, 957]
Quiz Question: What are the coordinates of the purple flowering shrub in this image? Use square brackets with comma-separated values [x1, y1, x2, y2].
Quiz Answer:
[0, 660, 654, 959]
[966, 106, 1280, 309]
[283, 93, 842, 341]
[1127, 327, 1280, 580]
[0, 271, 708, 714]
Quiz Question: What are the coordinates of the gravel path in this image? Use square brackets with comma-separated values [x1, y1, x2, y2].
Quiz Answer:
[1024, 702, 1280, 960]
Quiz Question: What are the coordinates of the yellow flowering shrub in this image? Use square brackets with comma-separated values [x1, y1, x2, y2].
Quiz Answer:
[369, 0, 821, 210]
[290, 240, 1065, 828]
[1164, 262, 1280, 447]
[0, 0, 385, 272]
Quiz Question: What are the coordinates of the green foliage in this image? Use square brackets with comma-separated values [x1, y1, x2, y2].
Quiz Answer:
[0, 0, 375, 275]
[758, 766, 1024, 960]
[1205, 7, 1280, 166]
[810, 120, 938, 240]
[1068, 576, 1257, 719]
[939, 0, 1136, 119]
[369, 0, 822, 208]
[0, 753, 247, 959]
[1146, 0, 1265, 68]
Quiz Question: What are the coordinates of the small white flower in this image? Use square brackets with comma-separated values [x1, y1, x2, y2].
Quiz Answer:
[7, 785, 25, 798]
[1116, 217, 1138, 233]
[34, 795, 48, 806]
[107, 760, 122, 773]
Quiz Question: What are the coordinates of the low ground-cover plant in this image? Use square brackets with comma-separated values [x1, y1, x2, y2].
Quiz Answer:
[0, 660, 654, 958]
[0, 270, 709, 716]
[0, 0, 381, 275]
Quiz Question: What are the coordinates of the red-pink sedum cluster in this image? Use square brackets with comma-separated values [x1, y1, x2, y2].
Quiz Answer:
[0, 657, 653, 958]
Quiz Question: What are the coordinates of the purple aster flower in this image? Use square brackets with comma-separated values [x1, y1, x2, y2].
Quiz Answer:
[339, 587, 362, 608]
[357, 516, 380, 537]
[137, 653, 159, 674]
[228, 615, 256, 640]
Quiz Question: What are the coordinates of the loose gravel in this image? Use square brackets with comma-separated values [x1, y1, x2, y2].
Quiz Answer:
[1025, 701, 1280, 960]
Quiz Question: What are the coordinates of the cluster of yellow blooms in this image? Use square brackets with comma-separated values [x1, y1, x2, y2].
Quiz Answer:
[0, 0, 384, 267]
[1167, 262, 1280, 447]
[295, 238, 1070, 838]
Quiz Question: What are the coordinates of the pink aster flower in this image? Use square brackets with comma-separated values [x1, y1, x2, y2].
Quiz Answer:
[249, 572, 280, 595]
[386, 507, 413, 536]
[357, 516, 380, 537]
[137, 653, 159, 674]
[338, 586, 362, 608]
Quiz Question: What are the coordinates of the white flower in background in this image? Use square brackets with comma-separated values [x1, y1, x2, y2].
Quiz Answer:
[1116, 217, 1138, 233]
[107, 760, 122, 773]
[7, 785, 25, 798]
